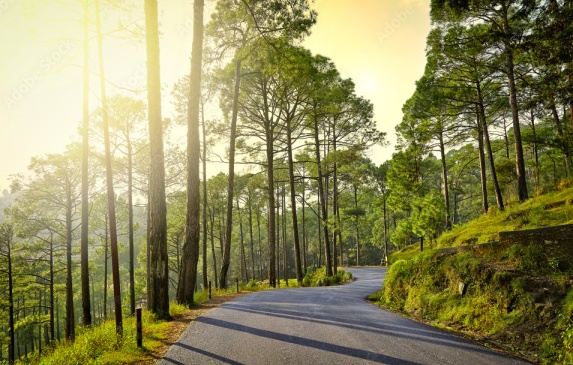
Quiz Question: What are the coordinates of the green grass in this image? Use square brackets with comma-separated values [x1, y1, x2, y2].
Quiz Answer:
[17, 307, 173, 365]
[13, 271, 351, 365]
[436, 185, 573, 249]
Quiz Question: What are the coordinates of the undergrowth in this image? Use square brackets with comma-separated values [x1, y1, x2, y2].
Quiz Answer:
[15, 304, 183, 365]
[302, 267, 353, 287]
[12, 270, 353, 365]
[376, 246, 572, 363]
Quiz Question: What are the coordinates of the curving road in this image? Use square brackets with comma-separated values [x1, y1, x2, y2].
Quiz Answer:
[159, 268, 530, 365]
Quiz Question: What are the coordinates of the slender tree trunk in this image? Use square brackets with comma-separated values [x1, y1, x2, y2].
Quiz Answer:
[248, 199, 256, 281]
[177, 0, 204, 306]
[354, 184, 360, 266]
[127, 140, 135, 315]
[49, 239, 54, 342]
[383, 192, 388, 265]
[103, 216, 108, 320]
[569, 74, 573, 131]
[202, 105, 209, 291]
[220, 59, 242, 289]
[301, 180, 307, 274]
[317, 198, 322, 268]
[437, 128, 451, 228]
[65, 185, 75, 342]
[286, 118, 303, 284]
[97, 0, 123, 332]
[257, 207, 263, 281]
[219, 201, 225, 261]
[276, 185, 281, 284]
[282, 186, 287, 284]
[478, 94, 504, 211]
[6, 229, 15, 364]
[530, 108, 539, 194]
[476, 110, 488, 213]
[237, 199, 248, 282]
[144, 0, 169, 320]
[80, 0, 92, 327]
[502, 26, 527, 201]
[209, 207, 218, 287]
[332, 133, 339, 272]
[503, 118, 510, 159]
[264, 91, 277, 288]
[313, 111, 333, 276]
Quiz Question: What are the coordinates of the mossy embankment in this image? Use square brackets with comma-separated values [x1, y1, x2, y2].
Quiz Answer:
[371, 184, 573, 364]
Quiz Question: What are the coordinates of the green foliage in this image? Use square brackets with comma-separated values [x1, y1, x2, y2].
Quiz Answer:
[302, 267, 353, 287]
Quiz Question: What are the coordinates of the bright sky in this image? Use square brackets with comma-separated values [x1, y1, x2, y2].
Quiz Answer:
[0, 0, 431, 191]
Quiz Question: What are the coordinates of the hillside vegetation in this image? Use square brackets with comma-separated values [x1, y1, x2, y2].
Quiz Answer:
[373, 184, 573, 364]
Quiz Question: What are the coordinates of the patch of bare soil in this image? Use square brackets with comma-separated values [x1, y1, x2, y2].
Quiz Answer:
[138, 292, 248, 364]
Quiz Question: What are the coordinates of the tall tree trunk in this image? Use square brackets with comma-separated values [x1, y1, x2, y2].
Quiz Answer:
[265, 91, 277, 288]
[286, 118, 303, 284]
[103, 215, 108, 320]
[313, 111, 333, 276]
[237, 199, 248, 282]
[437, 128, 451, 228]
[383, 192, 388, 265]
[202, 104, 209, 291]
[477, 92, 504, 211]
[80, 0, 92, 328]
[502, 20, 527, 201]
[209, 207, 218, 287]
[476, 110, 488, 213]
[353, 184, 361, 266]
[127, 139, 135, 315]
[248, 198, 256, 281]
[97, 0, 123, 333]
[317, 198, 322, 268]
[5, 227, 15, 364]
[220, 59, 242, 289]
[569, 73, 573, 131]
[332, 132, 339, 272]
[282, 186, 287, 284]
[276, 184, 281, 284]
[301, 179, 307, 274]
[65, 185, 75, 341]
[257, 207, 263, 281]
[144, 0, 169, 320]
[177, 0, 204, 306]
[530, 108, 540, 194]
[49, 239, 54, 342]
[503, 118, 510, 159]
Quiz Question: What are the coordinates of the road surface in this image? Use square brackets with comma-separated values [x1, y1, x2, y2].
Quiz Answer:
[159, 268, 529, 365]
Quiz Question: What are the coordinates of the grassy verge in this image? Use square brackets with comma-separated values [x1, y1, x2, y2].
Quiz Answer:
[437, 183, 573, 249]
[371, 247, 572, 364]
[15, 303, 188, 365]
[13, 269, 353, 365]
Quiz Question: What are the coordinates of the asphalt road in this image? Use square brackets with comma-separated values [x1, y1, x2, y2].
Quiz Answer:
[159, 268, 530, 365]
